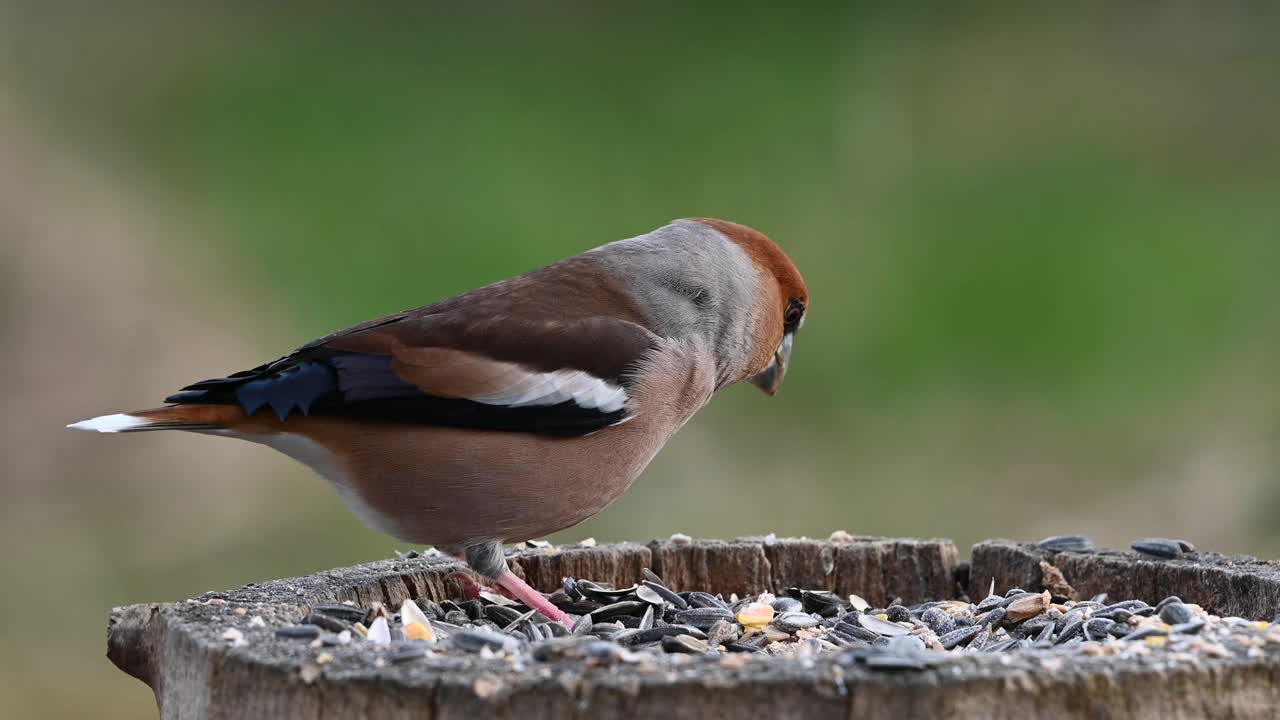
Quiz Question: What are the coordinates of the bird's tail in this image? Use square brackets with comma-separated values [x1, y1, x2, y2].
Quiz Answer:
[67, 404, 246, 433]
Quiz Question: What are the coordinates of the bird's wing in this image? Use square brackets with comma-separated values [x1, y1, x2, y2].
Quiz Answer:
[168, 261, 661, 436]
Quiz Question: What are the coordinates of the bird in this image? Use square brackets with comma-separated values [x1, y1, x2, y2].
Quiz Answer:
[68, 218, 808, 624]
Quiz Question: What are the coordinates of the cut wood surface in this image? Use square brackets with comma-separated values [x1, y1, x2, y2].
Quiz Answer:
[107, 537, 1280, 720]
[971, 539, 1280, 618]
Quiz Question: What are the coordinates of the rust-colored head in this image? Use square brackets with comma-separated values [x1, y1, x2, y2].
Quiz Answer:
[691, 218, 808, 395]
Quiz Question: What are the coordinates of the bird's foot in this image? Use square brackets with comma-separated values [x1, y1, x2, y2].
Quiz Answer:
[445, 570, 569, 625]
[494, 569, 571, 626]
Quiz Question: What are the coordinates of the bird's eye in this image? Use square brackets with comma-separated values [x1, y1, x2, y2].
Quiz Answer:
[784, 298, 805, 331]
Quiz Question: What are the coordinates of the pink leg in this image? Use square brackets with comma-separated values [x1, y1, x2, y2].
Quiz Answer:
[495, 569, 571, 625]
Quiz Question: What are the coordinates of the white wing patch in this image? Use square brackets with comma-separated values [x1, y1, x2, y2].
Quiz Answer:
[468, 369, 628, 413]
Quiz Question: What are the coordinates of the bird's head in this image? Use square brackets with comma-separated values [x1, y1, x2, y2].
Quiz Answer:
[688, 218, 808, 396]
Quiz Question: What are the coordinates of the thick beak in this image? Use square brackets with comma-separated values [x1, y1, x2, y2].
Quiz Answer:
[749, 333, 793, 396]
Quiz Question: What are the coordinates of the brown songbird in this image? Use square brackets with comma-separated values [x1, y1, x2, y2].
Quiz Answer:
[68, 218, 808, 622]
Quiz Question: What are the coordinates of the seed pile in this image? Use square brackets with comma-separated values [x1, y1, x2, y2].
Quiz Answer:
[264, 565, 1280, 671]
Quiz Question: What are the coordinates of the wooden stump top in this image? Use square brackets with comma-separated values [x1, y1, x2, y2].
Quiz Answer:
[108, 537, 1280, 720]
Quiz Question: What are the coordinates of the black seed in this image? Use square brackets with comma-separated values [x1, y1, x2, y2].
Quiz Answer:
[882, 605, 911, 623]
[983, 638, 1018, 653]
[921, 607, 955, 636]
[544, 621, 569, 638]
[1155, 596, 1183, 611]
[570, 613, 593, 637]
[858, 613, 910, 637]
[1159, 602, 1194, 625]
[641, 581, 687, 610]
[450, 628, 519, 653]
[1001, 592, 1038, 608]
[1120, 626, 1168, 642]
[1090, 593, 1109, 604]
[1055, 619, 1085, 645]
[1034, 622, 1055, 646]
[706, 619, 739, 647]
[687, 592, 729, 610]
[834, 621, 881, 643]
[724, 641, 763, 653]
[661, 634, 709, 654]
[390, 646, 426, 664]
[1038, 535, 1095, 552]
[275, 625, 321, 640]
[939, 625, 983, 649]
[443, 610, 469, 626]
[1020, 615, 1053, 633]
[967, 628, 991, 652]
[771, 597, 803, 614]
[311, 603, 368, 624]
[673, 607, 733, 630]
[774, 612, 821, 633]
[1094, 608, 1134, 623]
[619, 624, 701, 646]
[562, 577, 582, 601]
[459, 599, 485, 621]
[1131, 538, 1183, 559]
[1170, 619, 1206, 635]
[638, 605, 655, 631]
[576, 580, 639, 603]
[975, 595, 1004, 613]
[301, 613, 349, 634]
[1084, 618, 1116, 641]
[501, 609, 537, 633]
[485, 605, 525, 626]
[978, 608, 1007, 629]
[590, 601, 647, 621]
[581, 640, 627, 661]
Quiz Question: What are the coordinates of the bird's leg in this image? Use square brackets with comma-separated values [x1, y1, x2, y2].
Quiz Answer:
[465, 542, 570, 625]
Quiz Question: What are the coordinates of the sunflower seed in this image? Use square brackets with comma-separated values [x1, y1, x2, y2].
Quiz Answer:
[1038, 535, 1095, 552]
[774, 612, 821, 633]
[706, 619, 740, 647]
[921, 607, 956, 635]
[450, 628, 519, 653]
[978, 607, 1007, 629]
[590, 601, 646, 621]
[311, 603, 368, 624]
[1131, 538, 1183, 559]
[674, 607, 734, 629]
[835, 621, 881, 643]
[771, 597, 803, 614]
[1120, 626, 1168, 642]
[940, 625, 983, 649]
[858, 613, 910, 637]
[687, 592, 729, 610]
[1171, 619, 1206, 635]
[570, 613, 593, 636]
[302, 613, 350, 633]
[661, 634, 709, 654]
[641, 581, 687, 610]
[276, 625, 322, 640]
[1055, 618, 1085, 645]
[1159, 602, 1194, 625]
[1084, 618, 1115, 641]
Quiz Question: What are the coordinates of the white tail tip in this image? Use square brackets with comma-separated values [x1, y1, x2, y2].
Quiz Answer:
[67, 413, 148, 433]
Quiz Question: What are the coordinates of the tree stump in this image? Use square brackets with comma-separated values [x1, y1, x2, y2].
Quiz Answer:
[107, 537, 1280, 720]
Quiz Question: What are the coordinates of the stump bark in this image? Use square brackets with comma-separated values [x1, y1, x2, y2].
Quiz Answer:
[107, 537, 1280, 720]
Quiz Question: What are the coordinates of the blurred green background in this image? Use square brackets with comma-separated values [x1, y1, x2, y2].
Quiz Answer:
[3, 2, 1280, 716]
